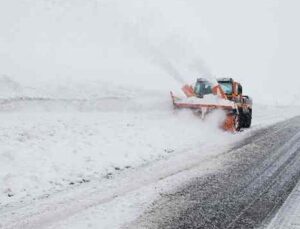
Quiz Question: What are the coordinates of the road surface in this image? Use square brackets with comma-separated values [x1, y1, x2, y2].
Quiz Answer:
[131, 116, 300, 229]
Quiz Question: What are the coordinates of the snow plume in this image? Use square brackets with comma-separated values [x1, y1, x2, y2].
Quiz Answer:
[116, 0, 212, 87]
[153, 56, 185, 84]
[123, 26, 211, 86]
[188, 58, 220, 87]
[173, 109, 229, 140]
[123, 33, 186, 85]
[189, 58, 213, 80]
[0, 0, 213, 95]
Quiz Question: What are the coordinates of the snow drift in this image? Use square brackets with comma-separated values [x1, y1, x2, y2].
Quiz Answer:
[0, 107, 236, 205]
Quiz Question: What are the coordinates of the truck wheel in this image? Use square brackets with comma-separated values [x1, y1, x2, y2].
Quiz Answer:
[238, 108, 247, 129]
[244, 110, 252, 128]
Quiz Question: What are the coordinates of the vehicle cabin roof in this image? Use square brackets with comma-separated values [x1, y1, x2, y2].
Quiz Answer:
[217, 78, 233, 82]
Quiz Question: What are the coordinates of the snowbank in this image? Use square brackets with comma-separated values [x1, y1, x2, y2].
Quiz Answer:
[0, 99, 236, 205]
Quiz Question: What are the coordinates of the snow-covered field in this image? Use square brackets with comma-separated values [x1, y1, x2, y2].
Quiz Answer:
[0, 89, 300, 229]
[0, 93, 234, 206]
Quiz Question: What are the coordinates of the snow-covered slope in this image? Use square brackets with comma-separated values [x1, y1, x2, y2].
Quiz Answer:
[0, 102, 231, 205]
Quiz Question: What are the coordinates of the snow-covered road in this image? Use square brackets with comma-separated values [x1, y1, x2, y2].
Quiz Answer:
[0, 97, 300, 229]
[131, 116, 300, 229]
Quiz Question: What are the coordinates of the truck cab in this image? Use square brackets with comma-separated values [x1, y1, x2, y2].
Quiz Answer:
[193, 77, 252, 129]
[193, 78, 213, 98]
[217, 78, 242, 101]
[217, 78, 252, 128]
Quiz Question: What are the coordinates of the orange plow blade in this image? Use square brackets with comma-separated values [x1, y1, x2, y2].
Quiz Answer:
[170, 91, 238, 132]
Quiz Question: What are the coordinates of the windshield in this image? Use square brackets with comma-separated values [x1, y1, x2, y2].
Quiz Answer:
[219, 82, 233, 94]
[194, 81, 212, 97]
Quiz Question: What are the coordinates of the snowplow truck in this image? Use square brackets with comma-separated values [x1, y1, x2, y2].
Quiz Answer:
[216, 78, 252, 129]
[170, 77, 252, 131]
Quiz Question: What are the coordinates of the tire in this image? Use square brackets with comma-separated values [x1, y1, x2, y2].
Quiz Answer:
[244, 110, 252, 128]
[238, 108, 246, 129]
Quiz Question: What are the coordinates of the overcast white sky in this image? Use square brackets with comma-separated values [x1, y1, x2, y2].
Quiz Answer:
[0, 0, 299, 104]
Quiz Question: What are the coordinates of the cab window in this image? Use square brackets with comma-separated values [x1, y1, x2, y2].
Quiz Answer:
[219, 82, 233, 94]
[194, 81, 212, 97]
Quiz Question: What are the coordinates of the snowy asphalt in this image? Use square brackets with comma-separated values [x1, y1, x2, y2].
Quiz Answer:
[132, 116, 300, 229]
